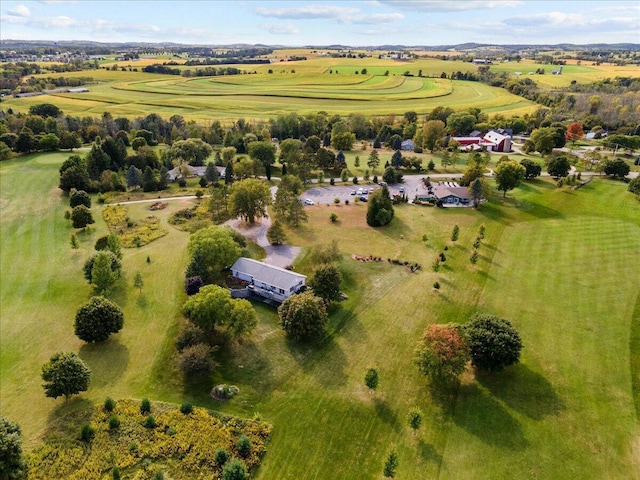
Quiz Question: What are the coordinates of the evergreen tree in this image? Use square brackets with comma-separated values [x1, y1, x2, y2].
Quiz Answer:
[134, 271, 144, 292]
[126, 165, 143, 190]
[366, 187, 394, 227]
[205, 161, 219, 183]
[225, 161, 234, 185]
[142, 166, 157, 192]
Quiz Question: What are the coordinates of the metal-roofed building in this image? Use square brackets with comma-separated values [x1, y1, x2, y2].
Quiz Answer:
[230, 257, 306, 303]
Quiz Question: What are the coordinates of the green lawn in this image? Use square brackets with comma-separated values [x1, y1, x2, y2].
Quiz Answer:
[0, 153, 191, 446]
[1, 152, 639, 478]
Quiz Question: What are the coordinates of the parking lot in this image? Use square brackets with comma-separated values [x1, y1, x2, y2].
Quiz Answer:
[301, 177, 428, 205]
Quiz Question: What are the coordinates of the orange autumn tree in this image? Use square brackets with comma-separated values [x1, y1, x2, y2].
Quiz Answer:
[415, 324, 470, 384]
[566, 122, 585, 144]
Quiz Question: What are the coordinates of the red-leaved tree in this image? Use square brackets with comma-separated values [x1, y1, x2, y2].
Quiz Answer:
[415, 324, 470, 384]
[565, 122, 584, 143]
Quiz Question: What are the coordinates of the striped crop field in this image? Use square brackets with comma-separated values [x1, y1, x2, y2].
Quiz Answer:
[3, 67, 535, 121]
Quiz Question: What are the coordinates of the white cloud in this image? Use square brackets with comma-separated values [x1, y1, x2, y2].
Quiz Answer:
[254, 4, 403, 25]
[254, 4, 359, 20]
[8, 4, 31, 17]
[351, 13, 404, 24]
[378, 0, 522, 11]
[260, 22, 301, 35]
[505, 11, 640, 33]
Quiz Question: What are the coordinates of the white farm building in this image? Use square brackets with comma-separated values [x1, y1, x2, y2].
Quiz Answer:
[230, 257, 306, 303]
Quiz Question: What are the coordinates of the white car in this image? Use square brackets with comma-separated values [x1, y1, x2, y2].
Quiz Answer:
[303, 199, 315, 205]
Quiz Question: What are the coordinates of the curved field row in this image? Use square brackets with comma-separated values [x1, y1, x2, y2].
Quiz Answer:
[3, 70, 535, 120]
[112, 75, 448, 101]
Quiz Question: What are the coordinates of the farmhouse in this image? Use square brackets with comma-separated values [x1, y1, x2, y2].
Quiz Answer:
[230, 257, 306, 303]
[452, 130, 512, 153]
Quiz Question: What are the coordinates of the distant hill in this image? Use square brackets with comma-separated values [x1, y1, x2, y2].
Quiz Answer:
[1, 39, 638, 52]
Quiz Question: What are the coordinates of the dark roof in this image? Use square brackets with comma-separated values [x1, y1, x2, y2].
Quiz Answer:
[432, 185, 471, 200]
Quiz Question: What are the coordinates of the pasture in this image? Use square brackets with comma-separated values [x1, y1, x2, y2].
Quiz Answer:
[1, 150, 639, 479]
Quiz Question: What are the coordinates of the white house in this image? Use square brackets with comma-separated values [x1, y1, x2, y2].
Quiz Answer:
[230, 257, 306, 303]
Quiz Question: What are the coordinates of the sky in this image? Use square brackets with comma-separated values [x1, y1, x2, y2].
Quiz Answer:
[1, 1, 639, 46]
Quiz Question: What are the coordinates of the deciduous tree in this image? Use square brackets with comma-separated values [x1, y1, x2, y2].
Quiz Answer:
[603, 158, 631, 179]
[422, 120, 446, 153]
[462, 314, 523, 372]
[41, 352, 91, 401]
[71, 205, 94, 229]
[547, 155, 571, 178]
[186, 226, 241, 284]
[494, 160, 525, 197]
[229, 178, 271, 224]
[308, 263, 342, 304]
[75, 296, 124, 343]
[0, 416, 26, 480]
[415, 324, 469, 383]
[530, 127, 557, 156]
[520, 159, 542, 179]
[278, 291, 328, 341]
[70, 190, 91, 208]
[177, 343, 216, 380]
[565, 122, 584, 143]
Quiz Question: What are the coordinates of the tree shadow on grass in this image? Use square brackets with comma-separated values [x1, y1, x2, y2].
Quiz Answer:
[417, 439, 442, 465]
[453, 382, 528, 450]
[477, 202, 513, 225]
[79, 339, 129, 389]
[284, 333, 349, 387]
[136, 294, 148, 309]
[373, 397, 402, 433]
[214, 335, 276, 399]
[47, 397, 93, 428]
[476, 364, 564, 420]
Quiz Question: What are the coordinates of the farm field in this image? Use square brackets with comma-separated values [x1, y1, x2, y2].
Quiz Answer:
[6, 52, 640, 122]
[1, 151, 639, 478]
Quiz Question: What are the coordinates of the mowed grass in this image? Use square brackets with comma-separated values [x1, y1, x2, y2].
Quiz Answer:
[1, 151, 639, 479]
[443, 215, 640, 479]
[0, 153, 192, 446]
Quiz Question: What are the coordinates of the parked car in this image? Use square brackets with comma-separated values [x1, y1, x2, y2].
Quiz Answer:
[356, 188, 364, 195]
[369, 188, 374, 193]
[358, 195, 368, 202]
[304, 199, 315, 205]
[350, 190, 356, 195]
[379, 182, 388, 187]
[399, 187, 405, 193]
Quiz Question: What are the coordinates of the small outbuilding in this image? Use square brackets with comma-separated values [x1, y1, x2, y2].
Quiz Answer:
[230, 257, 306, 303]
[400, 139, 416, 151]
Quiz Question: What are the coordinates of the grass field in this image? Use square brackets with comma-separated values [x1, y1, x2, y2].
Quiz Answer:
[1, 152, 639, 479]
